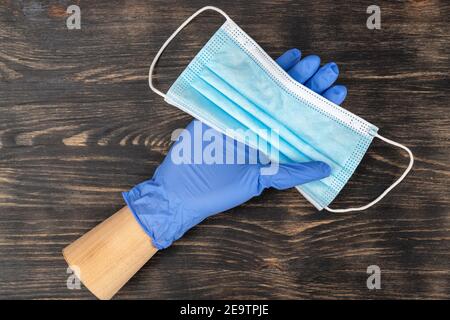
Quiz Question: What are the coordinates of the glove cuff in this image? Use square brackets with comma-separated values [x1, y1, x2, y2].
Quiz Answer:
[122, 179, 183, 250]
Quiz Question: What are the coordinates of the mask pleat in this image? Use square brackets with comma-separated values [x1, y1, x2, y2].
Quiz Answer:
[189, 70, 345, 196]
[202, 63, 349, 170]
[191, 78, 305, 162]
[171, 66, 345, 195]
[170, 77, 291, 163]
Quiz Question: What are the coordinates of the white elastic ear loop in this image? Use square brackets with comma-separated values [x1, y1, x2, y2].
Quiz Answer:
[148, 6, 230, 99]
[325, 133, 414, 213]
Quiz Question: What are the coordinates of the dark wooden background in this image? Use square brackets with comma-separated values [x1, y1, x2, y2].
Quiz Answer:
[0, 0, 449, 299]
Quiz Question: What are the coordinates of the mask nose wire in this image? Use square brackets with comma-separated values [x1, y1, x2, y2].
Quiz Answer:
[325, 133, 414, 213]
[148, 6, 231, 99]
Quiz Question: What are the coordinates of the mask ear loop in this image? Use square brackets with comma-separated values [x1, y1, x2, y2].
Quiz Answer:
[325, 133, 414, 213]
[148, 6, 231, 99]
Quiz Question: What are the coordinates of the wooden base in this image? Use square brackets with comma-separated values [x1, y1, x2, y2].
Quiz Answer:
[62, 206, 158, 300]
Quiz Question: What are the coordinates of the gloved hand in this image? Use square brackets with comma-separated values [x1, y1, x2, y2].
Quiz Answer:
[123, 49, 347, 249]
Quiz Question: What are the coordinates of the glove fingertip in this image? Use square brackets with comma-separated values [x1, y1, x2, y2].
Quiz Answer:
[262, 161, 331, 190]
[308, 161, 332, 179]
[276, 48, 302, 70]
[286, 161, 331, 184]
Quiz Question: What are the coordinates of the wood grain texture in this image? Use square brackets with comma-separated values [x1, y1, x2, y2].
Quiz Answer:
[0, 0, 449, 299]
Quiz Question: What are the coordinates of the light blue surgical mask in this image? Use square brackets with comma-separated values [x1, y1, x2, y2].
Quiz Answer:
[148, 6, 414, 213]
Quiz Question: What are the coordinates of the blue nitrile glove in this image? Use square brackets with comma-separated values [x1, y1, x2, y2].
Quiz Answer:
[123, 49, 347, 249]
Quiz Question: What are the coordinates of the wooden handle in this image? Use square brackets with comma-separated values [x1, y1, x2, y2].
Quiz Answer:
[62, 206, 158, 300]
